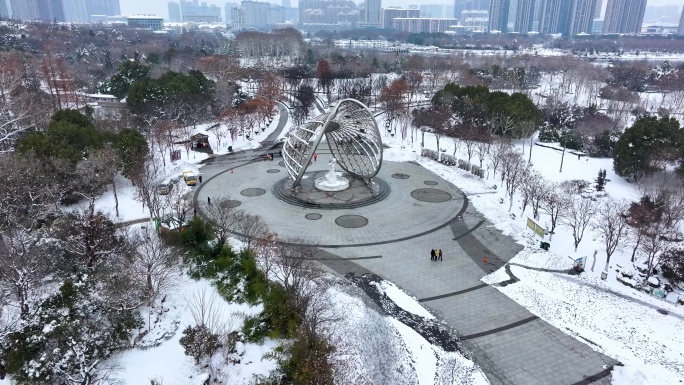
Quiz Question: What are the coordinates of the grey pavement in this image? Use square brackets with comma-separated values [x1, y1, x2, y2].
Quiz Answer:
[194, 110, 619, 384]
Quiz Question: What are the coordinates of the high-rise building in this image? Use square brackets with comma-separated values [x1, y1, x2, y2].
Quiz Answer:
[539, 0, 594, 35]
[454, 0, 490, 18]
[231, 6, 245, 28]
[603, 0, 646, 34]
[62, 0, 89, 22]
[420, 4, 446, 18]
[224, 2, 238, 23]
[168, 2, 181, 21]
[10, 0, 39, 20]
[282, 0, 290, 7]
[678, 7, 684, 35]
[382, 7, 419, 29]
[0, 0, 9, 18]
[567, 0, 594, 35]
[242, 0, 269, 27]
[299, 0, 356, 25]
[538, 0, 563, 33]
[86, 0, 120, 16]
[514, 0, 535, 33]
[594, 0, 603, 19]
[365, 0, 380, 27]
[393, 17, 458, 33]
[34, 0, 61, 21]
[488, 0, 510, 32]
[180, 0, 221, 22]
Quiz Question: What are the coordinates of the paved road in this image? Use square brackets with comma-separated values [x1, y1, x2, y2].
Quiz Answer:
[193, 104, 619, 385]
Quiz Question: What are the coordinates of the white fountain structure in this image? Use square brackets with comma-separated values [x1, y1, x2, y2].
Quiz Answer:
[314, 158, 350, 191]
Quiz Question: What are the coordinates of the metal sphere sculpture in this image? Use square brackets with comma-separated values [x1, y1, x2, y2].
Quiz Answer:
[283, 99, 383, 188]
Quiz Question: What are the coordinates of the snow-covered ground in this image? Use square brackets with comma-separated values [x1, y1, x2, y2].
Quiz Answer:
[379, 114, 684, 384]
[16, 104, 493, 385]
[111, 277, 276, 385]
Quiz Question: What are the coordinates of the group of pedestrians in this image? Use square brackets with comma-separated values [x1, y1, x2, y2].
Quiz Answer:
[431, 249, 443, 261]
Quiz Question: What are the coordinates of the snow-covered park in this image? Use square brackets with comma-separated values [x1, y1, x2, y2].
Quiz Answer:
[5, 72, 684, 385]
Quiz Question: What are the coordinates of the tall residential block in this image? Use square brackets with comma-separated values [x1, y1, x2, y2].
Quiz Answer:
[365, 0, 381, 27]
[488, 0, 510, 32]
[224, 2, 238, 23]
[454, 0, 490, 18]
[594, 0, 603, 18]
[10, 0, 39, 20]
[87, 0, 120, 16]
[514, 0, 535, 33]
[603, 0, 646, 34]
[567, 0, 594, 35]
[231, 6, 245, 28]
[382, 7, 419, 29]
[62, 0, 89, 22]
[538, 0, 563, 34]
[168, 2, 181, 21]
[0, 0, 9, 18]
[679, 7, 684, 35]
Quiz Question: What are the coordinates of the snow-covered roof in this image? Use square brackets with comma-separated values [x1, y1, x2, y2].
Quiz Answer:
[86, 93, 117, 99]
[128, 14, 163, 19]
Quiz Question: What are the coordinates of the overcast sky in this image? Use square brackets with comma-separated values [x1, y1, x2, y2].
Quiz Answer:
[120, 0, 682, 19]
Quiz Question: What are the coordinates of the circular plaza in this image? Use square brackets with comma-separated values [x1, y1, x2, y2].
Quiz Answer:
[196, 153, 466, 247]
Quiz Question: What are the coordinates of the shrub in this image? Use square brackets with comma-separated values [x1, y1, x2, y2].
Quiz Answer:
[243, 282, 300, 343]
[179, 325, 222, 364]
[273, 330, 335, 385]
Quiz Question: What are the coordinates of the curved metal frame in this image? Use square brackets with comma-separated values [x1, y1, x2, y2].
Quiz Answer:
[283, 99, 383, 188]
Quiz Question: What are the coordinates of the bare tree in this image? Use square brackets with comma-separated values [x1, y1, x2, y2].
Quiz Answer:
[201, 198, 240, 244]
[540, 184, 569, 238]
[475, 135, 492, 168]
[132, 155, 166, 221]
[593, 200, 629, 272]
[563, 195, 598, 252]
[187, 287, 226, 335]
[520, 171, 543, 216]
[130, 228, 180, 305]
[486, 139, 509, 179]
[234, 211, 269, 251]
[500, 150, 528, 211]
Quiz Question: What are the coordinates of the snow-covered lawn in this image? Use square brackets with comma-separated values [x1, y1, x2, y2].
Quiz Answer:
[380, 116, 684, 384]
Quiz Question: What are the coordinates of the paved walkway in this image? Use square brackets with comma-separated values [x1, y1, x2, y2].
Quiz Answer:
[194, 106, 619, 385]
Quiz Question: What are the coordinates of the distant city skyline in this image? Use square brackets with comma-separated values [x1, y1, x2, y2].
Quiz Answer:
[118, 0, 680, 18]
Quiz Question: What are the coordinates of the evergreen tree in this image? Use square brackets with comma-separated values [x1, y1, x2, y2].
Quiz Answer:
[595, 169, 608, 191]
[613, 116, 682, 182]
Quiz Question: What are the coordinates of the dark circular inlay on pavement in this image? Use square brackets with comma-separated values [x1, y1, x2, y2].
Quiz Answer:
[272, 172, 390, 210]
[267, 169, 281, 173]
[278, 161, 285, 167]
[335, 215, 368, 228]
[411, 188, 452, 203]
[240, 188, 266, 197]
[392, 173, 410, 179]
[305, 213, 322, 220]
[219, 199, 242, 209]
[424, 180, 438, 186]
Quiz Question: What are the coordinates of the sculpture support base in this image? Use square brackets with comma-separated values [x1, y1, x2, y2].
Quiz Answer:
[315, 175, 350, 191]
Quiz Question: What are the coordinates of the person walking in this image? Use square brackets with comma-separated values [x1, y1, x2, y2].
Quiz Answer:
[207, 197, 211, 205]
[314, 153, 318, 161]
[430, 249, 435, 261]
[438, 249, 443, 261]
[198, 175, 203, 183]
